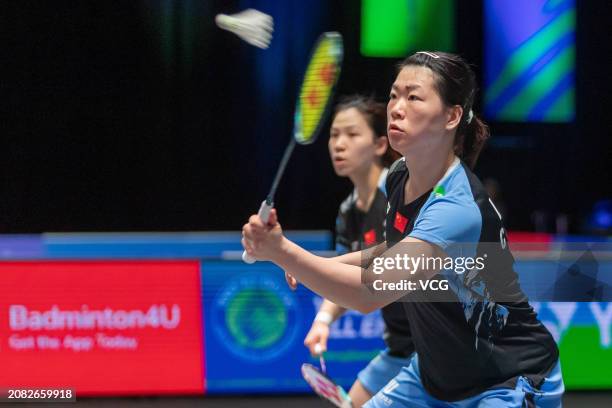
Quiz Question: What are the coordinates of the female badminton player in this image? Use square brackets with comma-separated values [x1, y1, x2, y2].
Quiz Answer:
[299, 95, 414, 407]
[243, 52, 563, 407]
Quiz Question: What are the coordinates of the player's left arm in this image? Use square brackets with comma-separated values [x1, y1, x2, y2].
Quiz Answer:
[284, 241, 387, 290]
[273, 234, 443, 313]
[243, 210, 442, 312]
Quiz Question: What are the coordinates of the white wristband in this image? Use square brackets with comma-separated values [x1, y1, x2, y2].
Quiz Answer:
[314, 311, 333, 325]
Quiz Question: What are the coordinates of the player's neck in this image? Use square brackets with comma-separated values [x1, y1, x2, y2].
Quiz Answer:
[350, 164, 383, 212]
[403, 150, 455, 204]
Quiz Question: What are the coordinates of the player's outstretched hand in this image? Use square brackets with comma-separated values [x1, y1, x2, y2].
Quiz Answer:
[304, 322, 330, 356]
[242, 208, 284, 262]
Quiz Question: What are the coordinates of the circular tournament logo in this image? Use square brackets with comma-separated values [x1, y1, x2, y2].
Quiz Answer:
[211, 271, 300, 361]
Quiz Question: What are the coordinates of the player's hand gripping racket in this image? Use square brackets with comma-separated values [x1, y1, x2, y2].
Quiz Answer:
[242, 32, 343, 263]
[301, 344, 353, 408]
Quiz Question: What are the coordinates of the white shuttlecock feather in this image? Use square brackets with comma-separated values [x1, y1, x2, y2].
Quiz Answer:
[215, 8, 274, 49]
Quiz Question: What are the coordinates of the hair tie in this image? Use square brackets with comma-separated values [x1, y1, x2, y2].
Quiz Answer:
[416, 51, 440, 59]
[467, 109, 474, 124]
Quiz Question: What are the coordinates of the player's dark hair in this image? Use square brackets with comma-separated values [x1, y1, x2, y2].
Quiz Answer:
[398, 52, 489, 168]
[334, 95, 400, 167]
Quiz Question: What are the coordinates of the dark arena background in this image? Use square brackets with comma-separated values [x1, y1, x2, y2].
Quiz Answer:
[1, 0, 611, 407]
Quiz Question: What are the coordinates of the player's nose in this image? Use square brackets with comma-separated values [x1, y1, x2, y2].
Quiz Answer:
[333, 134, 349, 150]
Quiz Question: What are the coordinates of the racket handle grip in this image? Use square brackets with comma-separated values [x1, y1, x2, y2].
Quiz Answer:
[242, 200, 273, 264]
[257, 200, 273, 224]
[314, 343, 324, 355]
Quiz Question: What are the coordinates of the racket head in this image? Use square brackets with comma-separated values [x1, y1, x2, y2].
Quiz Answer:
[293, 32, 344, 145]
[301, 363, 352, 408]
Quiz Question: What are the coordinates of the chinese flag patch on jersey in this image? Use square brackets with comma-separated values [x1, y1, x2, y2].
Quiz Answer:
[393, 212, 409, 233]
[363, 229, 376, 246]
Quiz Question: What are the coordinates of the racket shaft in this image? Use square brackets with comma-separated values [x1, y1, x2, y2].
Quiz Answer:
[268, 138, 296, 200]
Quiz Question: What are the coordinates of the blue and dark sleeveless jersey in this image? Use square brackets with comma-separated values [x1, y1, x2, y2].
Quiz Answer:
[384, 157, 559, 401]
[336, 169, 414, 356]
[335, 169, 389, 254]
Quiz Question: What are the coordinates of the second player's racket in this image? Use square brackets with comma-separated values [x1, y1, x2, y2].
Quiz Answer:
[243, 32, 344, 263]
[301, 362, 353, 408]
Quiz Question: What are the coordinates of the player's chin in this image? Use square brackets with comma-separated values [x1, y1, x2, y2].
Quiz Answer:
[388, 135, 413, 153]
[331, 162, 351, 176]
[388, 131, 407, 146]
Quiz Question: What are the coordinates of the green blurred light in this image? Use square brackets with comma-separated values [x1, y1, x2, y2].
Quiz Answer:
[361, 0, 455, 57]
[560, 327, 612, 388]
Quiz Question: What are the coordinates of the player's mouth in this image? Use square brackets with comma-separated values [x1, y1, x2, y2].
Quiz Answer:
[388, 123, 405, 136]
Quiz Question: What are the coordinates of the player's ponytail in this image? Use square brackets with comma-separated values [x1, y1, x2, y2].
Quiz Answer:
[454, 111, 489, 169]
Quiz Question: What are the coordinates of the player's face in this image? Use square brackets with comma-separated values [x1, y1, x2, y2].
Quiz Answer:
[387, 66, 450, 155]
[328, 107, 382, 177]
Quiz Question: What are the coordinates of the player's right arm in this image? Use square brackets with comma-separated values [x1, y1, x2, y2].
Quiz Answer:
[304, 299, 346, 356]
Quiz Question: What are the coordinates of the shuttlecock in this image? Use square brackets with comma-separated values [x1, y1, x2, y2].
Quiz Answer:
[215, 8, 273, 49]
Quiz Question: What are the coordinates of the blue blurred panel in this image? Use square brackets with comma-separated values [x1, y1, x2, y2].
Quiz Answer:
[41, 231, 331, 259]
[515, 256, 612, 302]
[241, 0, 332, 195]
[202, 260, 385, 393]
[0, 235, 44, 259]
[534, 301, 608, 328]
[484, 0, 575, 122]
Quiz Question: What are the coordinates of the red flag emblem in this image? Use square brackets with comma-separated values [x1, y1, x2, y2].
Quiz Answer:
[393, 212, 408, 233]
[363, 229, 376, 246]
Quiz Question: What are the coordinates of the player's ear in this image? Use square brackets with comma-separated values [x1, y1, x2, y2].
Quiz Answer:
[374, 135, 389, 157]
[445, 105, 463, 131]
